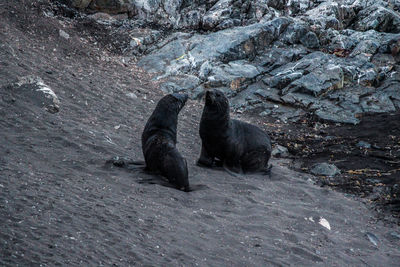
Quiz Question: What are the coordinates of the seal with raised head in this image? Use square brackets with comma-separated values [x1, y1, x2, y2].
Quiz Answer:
[197, 89, 272, 174]
[141, 93, 190, 191]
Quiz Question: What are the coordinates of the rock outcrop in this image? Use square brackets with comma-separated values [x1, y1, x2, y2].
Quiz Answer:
[67, 0, 400, 124]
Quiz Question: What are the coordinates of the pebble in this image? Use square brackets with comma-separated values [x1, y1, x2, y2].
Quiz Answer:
[59, 29, 70, 40]
[356, 141, 371, 149]
[271, 145, 290, 158]
[126, 92, 138, 99]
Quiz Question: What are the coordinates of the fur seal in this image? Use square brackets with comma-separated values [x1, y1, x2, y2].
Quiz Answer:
[141, 93, 190, 191]
[197, 89, 272, 174]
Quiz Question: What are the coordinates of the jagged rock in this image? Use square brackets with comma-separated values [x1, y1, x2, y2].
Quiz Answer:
[281, 22, 308, 45]
[287, 0, 313, 15]
[199, 61, 213, 80]
[253, 83, 282, 103]
[202, 0, 233, 30]
[128, 0, 400, 126]
[139, 18, 290, 75]
[360, 93, 396, 113]
[286, 64, 343, 96]
[89, 12, 117, 22]
[257, 46, 308, 72]
[280, 92, 317, 108]
[272, 105, 305, 122]
[72, 0, 92, 9]
[311, 163, 341, 177]
[181, 9, 203, 29]
[159, 75, 201, 95]
[380, 75, 400, 109]
[300, 31, 320, 49]
[304, 1, 357, 30]
[349, 40, 380, 57]
[204, 60, 262, 90]
[265, 0, 287, 10]
[263, 71, 303, 89]
[314, 105, 359, 125]
[89, 0, 129, 14]
[5, 76, 60, 113]
[353, 5, 400, 33]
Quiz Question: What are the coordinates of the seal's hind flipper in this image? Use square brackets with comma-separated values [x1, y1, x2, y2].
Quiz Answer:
[263, 164, 273, 177]
[106, 156, 146, 170]
[222, 165, 241, 177]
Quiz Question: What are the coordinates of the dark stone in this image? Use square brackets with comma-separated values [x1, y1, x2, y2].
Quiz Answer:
[300, 31, 320, 49]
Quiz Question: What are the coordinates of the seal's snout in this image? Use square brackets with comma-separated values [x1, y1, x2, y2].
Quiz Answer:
[171, 93, 188, 104]
[205, 90, 215, 105]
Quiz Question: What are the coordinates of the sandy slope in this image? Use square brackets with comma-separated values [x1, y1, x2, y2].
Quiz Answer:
[1, 1, 399, 266]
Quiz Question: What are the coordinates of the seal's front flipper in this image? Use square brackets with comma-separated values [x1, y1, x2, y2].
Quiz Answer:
[106, 156, 146, 170]
[222, 163, 242, 177]
[213, 158, 223, 167]
[184, 184, 209, 192]
[223, 155, 243, 177]
[197, 144, 214, 168]
[137, 177, 161, 184]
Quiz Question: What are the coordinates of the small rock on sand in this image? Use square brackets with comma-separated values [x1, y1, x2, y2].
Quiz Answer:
[311, 162, 341, 177]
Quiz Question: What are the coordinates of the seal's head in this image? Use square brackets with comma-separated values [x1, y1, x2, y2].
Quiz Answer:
[205, 90, 229, 113]
[156, 93, 188, 114]
[170, 93, 188, 110]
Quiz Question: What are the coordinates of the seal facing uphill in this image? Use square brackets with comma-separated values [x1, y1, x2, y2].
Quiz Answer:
[142, 93, 190, 191]
[198, 90, 272, 174]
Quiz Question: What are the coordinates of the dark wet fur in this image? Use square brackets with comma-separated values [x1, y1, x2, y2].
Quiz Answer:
[198, 90, 272, 175]
[141, 93, 191, 191]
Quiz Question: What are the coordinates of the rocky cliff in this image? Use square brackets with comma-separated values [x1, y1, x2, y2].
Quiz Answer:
[66, 0, 400, 125]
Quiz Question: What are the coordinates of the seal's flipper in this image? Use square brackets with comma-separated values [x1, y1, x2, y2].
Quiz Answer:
[222, 163, 241, 177]
[163, 149, 189, 191]
[263, 164, 273, 177]
[184, 184, 209, 192]
[197, 144, 214, 167]
[106, 156, 146, 170]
